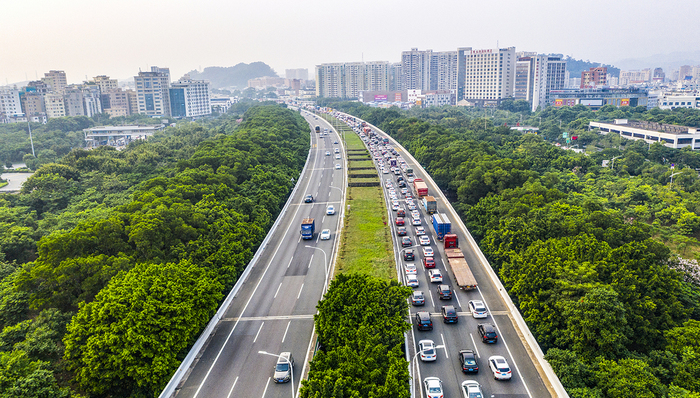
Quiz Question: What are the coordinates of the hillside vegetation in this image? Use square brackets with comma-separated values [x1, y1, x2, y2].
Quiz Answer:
[0, 105, 309, 397]
[324, 101, 700, 398]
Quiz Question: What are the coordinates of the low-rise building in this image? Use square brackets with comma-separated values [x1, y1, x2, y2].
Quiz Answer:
[83, 125, 165, 148]
[590, 119, 700, 150]
[657, 92, 700, 110]
[549, 88, 648, 110]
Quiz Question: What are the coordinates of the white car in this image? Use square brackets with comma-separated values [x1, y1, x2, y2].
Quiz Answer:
[320, 229, 331, 240]
[335, 154, 341, 159]
[325, 151, 330, 156]
[326, 205, 335, 215]
[419, 235, 430, 246]
[429, 269, 443, 283]
[423, 247, 434, 257]
[392, 203, 400, 211]
[461, 380, 484, 398]
[407, 203, 417, 211]
[423, 377, 443, 398]
[383, 168, 389, 174]
[411, 210, 420, 218]
[469, 300, 488, 318]
[418, 339, 437, 362]
[489, 356, 512, 380]
[335, 164, 341, 170]
[415, 226, 426, 235]
[405, 263, 417, 275]
[406, 274, 419, 288]
[412, 218, 422, 226]
[334, 148, 340, 153]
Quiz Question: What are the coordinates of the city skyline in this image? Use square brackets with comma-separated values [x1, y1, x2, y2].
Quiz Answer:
[3, 0, 700, 85]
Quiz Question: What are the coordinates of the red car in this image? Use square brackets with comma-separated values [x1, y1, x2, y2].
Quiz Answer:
[423, 256, 435, 268]
[395, 217, 405, 226]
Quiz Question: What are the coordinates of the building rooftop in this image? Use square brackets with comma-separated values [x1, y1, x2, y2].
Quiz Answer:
[597, 119, 692, 134]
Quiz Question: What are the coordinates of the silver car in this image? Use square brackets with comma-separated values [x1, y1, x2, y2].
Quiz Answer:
[273, 352, 294, 383]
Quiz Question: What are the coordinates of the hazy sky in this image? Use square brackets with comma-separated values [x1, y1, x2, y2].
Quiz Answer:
[2, 0, 699, 84]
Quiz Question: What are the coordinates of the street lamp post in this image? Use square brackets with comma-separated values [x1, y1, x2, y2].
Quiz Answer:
[610, 155, 623, 171]
[670, 171, 683, 189]
[411, 344, 446, 398]
[258, 351, 294, 398]
[305, 245, 329, 291]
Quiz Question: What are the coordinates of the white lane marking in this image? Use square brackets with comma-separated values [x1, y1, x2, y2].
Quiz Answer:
[297, 283, 304, 299]
[454, 289, 462, 308]
[253, 322, 264, 343]
[308, 254, 314, 269]
[297, 234, 301, 243]
[282, 320, 291, 343]
[287, 257, 294, 268]
[428, 290, 435, 308]
[322, 215, 326, 223]
[261, 377, 271, 398]
[470, 333, 480, 358]
[274, 283, 282, 298]
[440, 333, 449, 358]
[226, 376, 239, 398]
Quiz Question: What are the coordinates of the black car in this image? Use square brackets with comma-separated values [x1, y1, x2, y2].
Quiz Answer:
[415, 311, 432, 331]
[397, 226, 408, 236]
[401, 237, 412, 247]
[404, 249, 415, 261]
[436, 284, 452, 300]
[304, 194, 313, 203]
[442, 305, 458, 323]
[459, 350, 479, 373]
[398, 181, 407, 188]
[397, 176, 404, 182]
[397, 209, 406, 217]
[477, 323, 498, 344]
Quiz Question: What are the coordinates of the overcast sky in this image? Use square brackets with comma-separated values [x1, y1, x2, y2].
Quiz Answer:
[2, 0, 699, 84]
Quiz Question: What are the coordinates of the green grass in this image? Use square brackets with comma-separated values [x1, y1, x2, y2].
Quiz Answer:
[349, 160, 375, 168]
[336, 185, 396, 281]
[349, 177, 381, 184]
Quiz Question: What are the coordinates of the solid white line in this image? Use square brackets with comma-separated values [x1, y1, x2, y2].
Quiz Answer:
[226, 376, 239, 398]
[287, 257, 293, 268]
[297, 283, 304, 299]
[261, 377, 271, 398]
[454, 289, 462, 308]
[253, 322, 264, 343]
[477, 286, 533, 398]
[470, 333, 480, 358]
[308, 255, 314, 269]
[428, 290, 435, 307]
[282, 321, 291, 343]
[440, 333, 449, 359]
[274, 282, 282, 299]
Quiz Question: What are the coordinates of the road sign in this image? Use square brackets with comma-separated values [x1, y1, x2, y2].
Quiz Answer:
[562, 132, 568, 138]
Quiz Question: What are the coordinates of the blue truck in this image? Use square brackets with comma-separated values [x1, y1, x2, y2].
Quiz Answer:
[431, 213, 451, 240]
[301, 218, 315, 240]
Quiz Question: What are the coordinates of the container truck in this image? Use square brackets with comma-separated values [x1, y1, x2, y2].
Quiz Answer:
[413, 178, 428, 198]
[422, 196, 437, 214]
[315, 126, 320, 133]
[301, 218, 315, 239]
[431, 213, 451, 240]
[445, 248, 477, 290]
[443, 234, 458, 249]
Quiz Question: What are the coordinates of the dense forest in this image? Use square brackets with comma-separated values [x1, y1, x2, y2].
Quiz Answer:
[187, 62, 278, 89]
[323, 100, 700, 398]
[0, 104, 309, 397]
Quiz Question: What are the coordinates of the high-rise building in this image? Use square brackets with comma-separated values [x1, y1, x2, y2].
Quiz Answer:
[63, 86, 85, 116]
[169, 76, 211, 118]
[364, 61, 391, 92]
[463, 47, 516, 101]
[92, 75, 119, 93]
[101, 89, 131, 117]
[42, 70, 67, 94]
[430, 51, 459, 91]
[285, 69, 309, 80]
[20, 92, 46, 121]
[402, 48, 432, 91]
[44, 93, 66, 118]
[514, 53, 566, 111]
[315, 62, 391, 99]
[679, 65, 693, 80]
[134, 66, 171, 117]
[0, 89, 23, 120]
[81, 85, 102, 117]
[581, 67, 607, 88]
[390, 63, 403, 91]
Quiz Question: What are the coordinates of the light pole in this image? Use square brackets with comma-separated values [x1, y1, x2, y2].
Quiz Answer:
[411, 343, 445, 398]
[670, 171, 683, 189]
[258, 351, 294, 398]
[305, 245, 329, 284]
[610, 155, 623, 171]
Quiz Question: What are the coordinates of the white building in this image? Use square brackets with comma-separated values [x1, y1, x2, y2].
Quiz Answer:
[590, 119, 700, 150]
[657, 92, 700, 110]
[463, 47, 516, 101]
[402, 48, 432, 91]
[134, 66, 171, 117]
[0, 88, 23, 122]
[169, 77, 212, 118]
[315, 62, 391, 99]
[83, 125, 165, 148]
[45, 93, 66, 118]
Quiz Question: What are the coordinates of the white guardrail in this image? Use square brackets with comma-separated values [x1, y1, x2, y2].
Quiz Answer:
[340, 112, 569, 398]
[159, 114, 314, 398]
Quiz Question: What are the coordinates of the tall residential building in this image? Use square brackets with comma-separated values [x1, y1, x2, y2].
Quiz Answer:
[81, 85, 103, 117]
[126, 89, 138, 115]
[134, 66, 171, 117]
[315, 62, 391, 99]
[581, 67, 607, 88]
[544, 56, 567, 107]
[0, 89, 23, 119]
[20, 92, 46, 120]
[402, 48, 432, 91]
[101, 89, 131, 117]
[42, 70, 67, 93]
[463, 47, 516, 101]
[430, 51, 459, 91]
[390, 63, 403, 91]
[63, 86, 85, 116]
[169, 76, 211, 118]
[285, 69, 309, 80]
[679, 65, 693, 80]
[514, 53, 566, 111]
[92, 75, 119, 93]
[45, 93, 66, 118]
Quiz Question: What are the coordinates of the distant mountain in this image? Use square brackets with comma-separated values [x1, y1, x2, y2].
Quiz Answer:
[187, 62, 278, 89]
[563, 56, 620, 78]
[615, 51, 700, 75]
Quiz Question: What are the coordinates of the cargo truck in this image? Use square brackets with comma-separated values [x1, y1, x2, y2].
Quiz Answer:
[315, 126, 320, 133]
[301, 218, 315, 239]
[413, 178, 428, 198]
[443, 234, 458, 249]
[445, 248, 477, 290]
[431, 213, 451, 240]
[422, 196, 437, 214]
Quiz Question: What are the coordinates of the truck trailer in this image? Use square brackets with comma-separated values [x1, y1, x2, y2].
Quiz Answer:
[413, 178, 428, 198]
[431, 213, 451, 240]
[422, 196, 437, 214]
[445, 248, 477, 290]
[301, 218, 315, 240]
